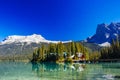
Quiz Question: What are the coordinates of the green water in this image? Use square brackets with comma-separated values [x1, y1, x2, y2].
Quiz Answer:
[0, 62, 120, 80]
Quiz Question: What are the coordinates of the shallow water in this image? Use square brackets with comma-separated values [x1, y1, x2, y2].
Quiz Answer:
[0, 62, 120, 80]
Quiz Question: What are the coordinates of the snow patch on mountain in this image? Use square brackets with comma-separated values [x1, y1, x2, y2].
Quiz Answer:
[0, 34, 71, 45]
[99, 42, 111, 47]
[105, 33, 110, 38]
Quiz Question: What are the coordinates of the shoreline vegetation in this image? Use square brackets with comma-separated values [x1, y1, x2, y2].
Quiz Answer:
[0, 38, 120, 63]
[0, 54, 32, 62]
[31, 38, 120, 63]
[32, 41, 89, 63]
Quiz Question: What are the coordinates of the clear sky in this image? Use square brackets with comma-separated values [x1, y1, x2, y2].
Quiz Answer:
[0, 0, 120, 41]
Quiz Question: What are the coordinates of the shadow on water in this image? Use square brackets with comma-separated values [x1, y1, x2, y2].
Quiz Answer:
[102, 62, 120, 69]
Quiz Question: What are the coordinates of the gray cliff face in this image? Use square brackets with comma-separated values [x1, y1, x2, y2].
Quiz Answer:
[87, 22, 120, 44]
[0, 42, 44, 60]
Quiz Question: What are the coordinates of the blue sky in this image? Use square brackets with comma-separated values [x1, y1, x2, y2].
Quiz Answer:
[0, 0, 120, 41]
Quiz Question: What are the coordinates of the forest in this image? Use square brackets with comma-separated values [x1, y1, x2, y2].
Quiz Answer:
[100, 38, 120, 59]
[32, 41, 100, 62]
[32, 38, 120, 62]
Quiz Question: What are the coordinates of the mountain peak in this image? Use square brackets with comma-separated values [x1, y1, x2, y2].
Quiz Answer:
[1, 34, 46, 44]
[1, 34, 71, 45]
[87, 22, 120, 46]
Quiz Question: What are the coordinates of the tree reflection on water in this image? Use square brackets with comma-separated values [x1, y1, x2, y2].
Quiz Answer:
[32, 62, 86, 72]
[31, 62, 86, 80]
[31, 62, 120, 80]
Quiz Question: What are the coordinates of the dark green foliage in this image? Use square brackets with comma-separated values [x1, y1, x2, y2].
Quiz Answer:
[89, 51, 101, 60]
[66, 42, 72, 57]
[71, 42, 75, 55]
[32, 41, 89, 62]
[56, 42, 64, 60]
[48, 43, 56, 53]
[100, 37, 120, 59]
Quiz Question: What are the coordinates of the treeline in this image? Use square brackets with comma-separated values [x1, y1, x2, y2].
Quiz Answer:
[32, 42, 89, 62]
[32, 39, 120, 62]
[100, 38, 120, 59]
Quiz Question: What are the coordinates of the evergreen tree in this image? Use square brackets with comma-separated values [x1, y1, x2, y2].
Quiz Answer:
[32, 41, 91, 62]
[71, 41, 75, 55]
[66, 42, 72, 57]
[41, 45, 45, 61]
[32, 49, 38, 61]
[100, 36, 120, 59]
[75, 42, 80, 53]
[48, 43, 56, 53]
[57, 42, 64, 60]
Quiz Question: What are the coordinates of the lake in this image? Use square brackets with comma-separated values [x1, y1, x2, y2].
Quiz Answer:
[0, 62, 120, 80]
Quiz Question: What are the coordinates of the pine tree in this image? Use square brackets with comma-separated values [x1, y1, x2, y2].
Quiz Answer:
[36, 44, 45, 61]
[100, 36, 120, 59]
[41, 44, 45, 61]
[66, 42, 72, 57]
[56, 42, 64, 60]
[116, 36, 119, 47]
[75, 42, 82, 53]
[74, 42, 80, 59]
[49, 43, 56, 53]
[32, 49, 38, 61]
[71, 41, 75, 55]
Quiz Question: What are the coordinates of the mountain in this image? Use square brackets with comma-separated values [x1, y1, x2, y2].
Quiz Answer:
[0, 34, 71, 61]
[1, 34, 70, 44]
[87, 22, 120, 46]
[0, 34, 100, 61]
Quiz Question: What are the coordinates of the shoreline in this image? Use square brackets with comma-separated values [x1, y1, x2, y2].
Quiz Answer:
[0, 59, 120, 63]
[73, 59, 120, 63]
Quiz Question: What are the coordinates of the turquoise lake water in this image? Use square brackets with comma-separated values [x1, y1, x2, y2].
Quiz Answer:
[0, 62, 120, 80]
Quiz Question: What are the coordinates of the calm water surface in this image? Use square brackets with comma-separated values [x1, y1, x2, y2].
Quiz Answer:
[0, 62, 120, 80]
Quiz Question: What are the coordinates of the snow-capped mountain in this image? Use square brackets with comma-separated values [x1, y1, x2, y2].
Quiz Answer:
[87, 22, 120, 46]
[0, 34, 72, 60]
[1, 34, 71, 44]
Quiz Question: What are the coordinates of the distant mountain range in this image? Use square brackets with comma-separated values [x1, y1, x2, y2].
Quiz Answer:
[87, 22, 120, 46]
[1, 22, 120, 60]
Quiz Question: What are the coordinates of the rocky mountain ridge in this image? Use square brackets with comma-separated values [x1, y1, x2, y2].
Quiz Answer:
[87, 22, 120, 46]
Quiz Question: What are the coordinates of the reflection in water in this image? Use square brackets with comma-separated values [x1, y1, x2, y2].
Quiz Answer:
[0, 62, 120, 80]
[31, 62, 120, 80]
[32, 62, 86, 80]
[32, 62, 85, 72]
